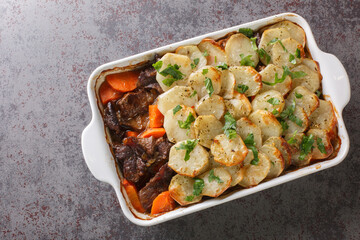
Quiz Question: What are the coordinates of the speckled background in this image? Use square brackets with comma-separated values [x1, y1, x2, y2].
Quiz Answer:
[1, 0, 359, 239]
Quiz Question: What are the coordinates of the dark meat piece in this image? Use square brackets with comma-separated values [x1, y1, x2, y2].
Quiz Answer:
[114, 144, 133, 165]
[103, 101, 121, 134]
[123, 136, 156, 156]
[139, 164, 175, 211]
[119, 113, 149, 132]
[156, 137, 172, 160]
[147, 137, 173, 175]
[123, 156, 147, 184]
[254, 31, 261, 46]
[137, 67, 157, 88]
[144, 83, 163, 94]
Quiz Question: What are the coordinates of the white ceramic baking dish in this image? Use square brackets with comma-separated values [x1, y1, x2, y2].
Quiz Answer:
[81, 12, 350, 226]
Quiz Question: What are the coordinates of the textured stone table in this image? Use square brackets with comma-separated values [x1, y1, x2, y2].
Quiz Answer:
[1, 1, 359, 239]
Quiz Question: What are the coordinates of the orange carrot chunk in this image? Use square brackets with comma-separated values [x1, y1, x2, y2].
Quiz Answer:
[140, 128, 166, 138]
[122, 179, 145, 213]
[149, 105, 164, 128]
[151, 191, 176, 215]
[106, 71, 139, 92]
[126, 131, 138, 137]
[99, 81, 123, 105]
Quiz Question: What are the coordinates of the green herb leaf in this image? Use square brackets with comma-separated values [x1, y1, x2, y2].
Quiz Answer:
[202, 68, 209, 75]
[152, 61, 163, 72]
[185, 195, 194, 201]
[289, 53, 296, 64]
[202, 50, 209, 57]
[267, 97, 280, 106]
[162, 78, 177, 87]
[238, 28, 253, 38]
[193, 178, 205, 196]
[268, 38, 287, 52]
[235, 84, 249, 94]
[214, 56, 217, 63]
[258, 48, 271, 64]
[190, 90, 197, 98]
[315, 90, 321, 98]
[272, 109, 279, 115]
[317, 137, 327, 154]
[250, 37, 258, 51]
[178, 112, 195, 129]
[289, 114, 303, 127]
[216, 63, 229, 70]
[299, 134, 315, 160]
[191, 58, 200, 69]
[278, 118, 289, 131]
[208, 169, 224, 183]
[244, 132, 255, 146]
[279, 100, 303, 127]
[204, 77, 214, 97]
[244, 133, 259, 165]
[287, 130, 298, 145]
[295, 92, 303, 98]
[175, 139, 199, 161]
[263, 66, 291, 86]
[295, 48, 301, 58]
[223, 112, 237, 139]
[159, 63, 185, 86]
[173, 105, 182, 115]
[240, 54, 255, 68]
[290, 71, 307, 79]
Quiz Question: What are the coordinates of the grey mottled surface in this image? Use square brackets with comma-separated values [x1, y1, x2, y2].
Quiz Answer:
[1, 0, 359, 239]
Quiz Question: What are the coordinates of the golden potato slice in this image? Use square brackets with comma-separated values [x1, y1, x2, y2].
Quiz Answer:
[219, 69, 236, 99]
[194, 115, 223, 148]
[248, 110, 283, 142]
[197, 39, 226, 67]
[309, 100, 337, 134]
[163, 106, 196, 143]
[224, 92, 252, 120]
[259, 64, 292, 96]
[251, 90, 285, 117]
[157, 86, 198, 115]
[155, 53, 192, 91]
[270, 38, 304, 69]
[199, 167, 232, 197]
[211, 133, 249, 166]
[175, 45, 207, 71]
[291, 64, 321, 92]
[302, 58, 322, 80]
[187, 66, 222, 99]
[168, 140, 210, 177]
[264, 136, 292, 168]
[287, 86, 319, 116]
[229, 66, 262, 97]
[239, 152, 271, 188]
[267, 20, 306, 47]
[169, 174, 202, 206]
[209, 155, 245, 186]
[236, 117, 263, 147]
[225, 33, 259, 67]
[282, 106, 309, 135]
[260, 144, 285, 178]
[284, 132, 311, 166]
[307, 129, 333, 160]
[195, 94, 225, 120]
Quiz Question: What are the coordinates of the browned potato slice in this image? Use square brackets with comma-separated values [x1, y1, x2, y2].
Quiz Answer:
[282, 106, 309, 135]
[239, 152, 271, 188]
[267, 20, 306, 47]
[302, 58, 322, 80]
[264, 137, 292, 168]
[169, 174, 202, 206]
[199, 167, 232, 197]
[209, 155, 245, 186]
[155, 53, 192, 91]
[157, 86, 198, 115]
[163, 106, 196, 143]
[271, 38, 304, 69]
[291, 64, 321, 92]
[248, 110, 283, 142]
[220, 69, 236, 99]
[309, 100, 337, 134]
[224, 92, 252, 120]
[225, 33, 259, 67]
[195, 94, 225, 120]
[259, 64, 292, 96]
[229, 66, 262, 97]
[236, 117, 262, 147]
[175, 45, 207, 71]
[188, 66, 222, 98]
[284, 132, 312, 166]
[251, 90, 285, 117]
[287, 86, 319, 116]
[211, 133, 248, 166]
[260, 144, 285, 178]
[307, 129, 333, 160]
[194, 115, 223, 148]
[168, 140, 210, 177]
[197, 39, 226, 67]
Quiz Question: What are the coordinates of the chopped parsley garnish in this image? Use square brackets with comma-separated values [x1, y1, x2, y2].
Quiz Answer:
[240, 54, 255, 68]
[202, 68, 209, 75]
[162, 78, 178, 87]
[263, 66, 306, 86]
[204, 77, 214, 96]
[175, 139, 199, 161]
[268, 38, 287, 52]
[173, 105, 182, 115]
[208, 169, 224, 183]
[191, 58, 200, 69]
[238, 28, 254, 38]
[279, 100, 303, 127]
[223, 112, 237, 139]
[214, 56, 217, 63]
[299, 134, 315, 160]
[295, 48, 301, 58]
[202, 50, 209, 57]
[287, 130, 298, 145]
[236, 84, 249, 94]
[267, 97, 280, 106]
[186, 178, 205, 200]
[289, 53, 296, 64]
[190, 90, 197, 98]
[258, 48, 271, 64]
[159, 64, 185, 86]
[277, 118, 289, 131]
[178, 112, 195, 129]
[250, 37, 258, 50]
[317, 137, 327, 154]
[152, 61, 163, 72]
[315, 90, 321, 98]
[185, 195, 194, 201]
[244, 133, 259, 165]
[295, 92, 303, 98]
[272, 109, 279, 115]
[290, 71, 307, 79]
[216, 63, 229, 70]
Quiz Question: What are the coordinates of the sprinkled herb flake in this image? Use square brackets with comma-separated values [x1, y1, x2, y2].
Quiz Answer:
[244, 133, 259, 165]
[175, 139, 199, 161]
[208, 169, 224, 183]
[223, 112, 237, 139]
[236, 84, 249, 94]
[240, 54, 255, 68]
[173, 105, 182, 115]
[238, 28, 254, 38]
[317, 137, 327, 154]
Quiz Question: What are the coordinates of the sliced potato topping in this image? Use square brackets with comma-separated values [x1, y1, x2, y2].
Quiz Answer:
[225, 33, 259, 67]
[248, 110, 283, 142]
[157, 86, 198, 115]
[175, 45, 207, 71]
[209, 155, 245, 186]
[287, 86, 319, 116]
[187, 66, 222, 99]
[194, 115, 223, 148]
[266, 20, 306, 47]
[236, 117, 263, 148]
[239, 152, 271, 188]
[291, 64, 321, 92]
[229, 66, 262, 97]
[224, 92, 252, 120]
[197, 39, 226, 67]
[169, 174, 202, 206]
[260, 144, 285, 178]
[309, 100, 337, 133]
[195, 94, 225, 120]
[270, 38, 304, 69]
[259, 64, 292, 96]
[264, 137, 292, 169]
[219, 69, 236, 99]
[282, 106, 309, 135]
[307, 129, 333, 160]
[199, 167, 232, 197]
[285, 132, 312, 167]
[251, 90, 285, 117]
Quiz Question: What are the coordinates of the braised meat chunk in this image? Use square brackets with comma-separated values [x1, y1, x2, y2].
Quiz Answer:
[137, 67, 157, 88]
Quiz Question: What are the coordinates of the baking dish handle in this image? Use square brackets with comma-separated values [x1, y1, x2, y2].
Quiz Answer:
[319, 52, 351, 113]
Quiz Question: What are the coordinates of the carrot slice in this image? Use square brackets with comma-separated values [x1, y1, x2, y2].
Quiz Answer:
[149, 105, 164, 128]
[140, 128, 166, 138]
[122, 179, 145, 213]
[106, 71, 139, 92]
[99, 81, 123, 105]
[126, 131, 138, 137]
[151, 191, 176, 215]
